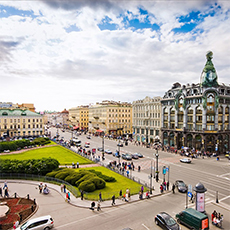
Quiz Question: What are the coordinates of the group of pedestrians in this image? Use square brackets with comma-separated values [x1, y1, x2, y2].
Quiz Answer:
[160, 181, 170, 193]
[0, 180, 9, 198]
[38, 183, 49, 194]
[211, 210, 223, 227]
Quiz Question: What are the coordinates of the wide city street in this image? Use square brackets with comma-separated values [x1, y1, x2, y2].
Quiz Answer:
[45, 128, 230, 229]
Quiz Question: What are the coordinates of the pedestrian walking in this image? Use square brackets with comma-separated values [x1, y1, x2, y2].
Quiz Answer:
[167, 181, 169, 190]
[0, 185, 2, 197]
[138, 165, 141, 172]
[3, 181, 7, 190]
[160, 184, 163, 193]
[119, 189, 122, 199]
[97, 201, 101, 211]
[63, 184, 66, 193]
[141, 186, 144, 193]
[60, 184, 64, 192]
[4, 187, 9, 198]
[111, 195, 116, 205]
[99, 192, 102, 202]
[77, 162, 79, 168]
[172, 184, 175, 193]
[67, 191, 71, 201]
[90, 201, 95, 210]
[81, 190, 84, 200]
[66, 193, 70, 203]
[38, 183, 43, 193]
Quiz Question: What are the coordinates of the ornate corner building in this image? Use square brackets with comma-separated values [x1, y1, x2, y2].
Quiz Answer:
[161, 51, 230, 153]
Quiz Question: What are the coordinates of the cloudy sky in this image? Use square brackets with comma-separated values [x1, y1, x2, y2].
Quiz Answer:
[0, 0, 230, 112]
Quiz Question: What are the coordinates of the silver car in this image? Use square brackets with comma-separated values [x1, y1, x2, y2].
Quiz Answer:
[16, 215, 54, 230]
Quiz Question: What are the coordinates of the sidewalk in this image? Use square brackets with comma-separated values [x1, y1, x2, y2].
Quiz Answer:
[2, 179, 168, 209]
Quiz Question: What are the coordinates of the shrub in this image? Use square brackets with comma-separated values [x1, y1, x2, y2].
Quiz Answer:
[78, 180, 96, 192]
[75, 173, 96, 187]
[54, 169, 73, 180]
[88, 169, 116, 182]
[89, 177, 106, 189]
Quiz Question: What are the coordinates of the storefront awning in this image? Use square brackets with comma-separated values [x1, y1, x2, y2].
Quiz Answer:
[96, 130, 103, 133]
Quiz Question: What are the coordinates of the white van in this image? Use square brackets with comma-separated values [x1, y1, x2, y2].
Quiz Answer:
[16, 215, 54, 230]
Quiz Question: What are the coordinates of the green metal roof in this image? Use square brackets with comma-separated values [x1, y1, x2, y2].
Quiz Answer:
[0, 109, 42, 117]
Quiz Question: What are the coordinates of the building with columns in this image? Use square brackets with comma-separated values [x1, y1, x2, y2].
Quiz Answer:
[132, 96, 162, 145]
[161, 51, 230, 153]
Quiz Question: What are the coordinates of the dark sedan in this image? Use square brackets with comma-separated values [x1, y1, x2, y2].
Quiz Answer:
[117, 143, 123, 147]
[175, 180, 187, 193]
[131, 153, 139, 159]
[122, 153, 132, 160]
[155, 212, 180, 230]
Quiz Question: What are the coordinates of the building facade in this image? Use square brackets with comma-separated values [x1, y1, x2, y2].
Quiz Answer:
[88, 100, 132, 136]
[0, 109, 44, 138]
[132, 96, 162, 144]
[69, 106, 89, 131]
[161, 51, 230, 153]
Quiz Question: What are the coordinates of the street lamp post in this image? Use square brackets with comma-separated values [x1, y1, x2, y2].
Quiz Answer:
[150, 161, 153, 194]
[155, 149, 159, 182]
[102, 132, 105, 160]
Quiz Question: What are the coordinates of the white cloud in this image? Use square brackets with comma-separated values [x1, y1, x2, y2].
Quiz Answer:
[0, 0, 229, 111]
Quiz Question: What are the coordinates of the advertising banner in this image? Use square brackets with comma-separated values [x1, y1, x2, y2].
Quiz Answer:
[196, 193, 205, 212]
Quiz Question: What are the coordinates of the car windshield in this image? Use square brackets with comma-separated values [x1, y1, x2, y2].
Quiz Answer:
[164, 216, 176, 226]
[178, 182, 186, 187]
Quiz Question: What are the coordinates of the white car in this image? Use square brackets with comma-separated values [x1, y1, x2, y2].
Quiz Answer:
[180, 158, 191, 163]
[16, 215, 54, 230]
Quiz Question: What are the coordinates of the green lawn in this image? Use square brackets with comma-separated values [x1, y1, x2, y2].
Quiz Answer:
[74, 166, 146, 200]
[0, 146, 93, 165]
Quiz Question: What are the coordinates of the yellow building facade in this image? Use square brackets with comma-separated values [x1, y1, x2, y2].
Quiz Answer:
[88, 100, 132, 136]
[69, 106, 89, 131]
[0, 109, 44, 138]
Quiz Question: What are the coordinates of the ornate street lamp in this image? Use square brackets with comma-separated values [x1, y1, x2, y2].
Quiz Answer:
[155, 149, 159, 182]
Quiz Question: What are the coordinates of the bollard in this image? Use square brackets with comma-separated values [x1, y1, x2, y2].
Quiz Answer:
[27, 194, 30, 200]
[20, 214, 22, 222]
[31, 205, 34, 212]
[14, 192, 17, 198]
[33, 199, 36, 204]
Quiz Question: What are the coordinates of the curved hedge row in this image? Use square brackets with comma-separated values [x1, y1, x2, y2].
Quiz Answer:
[46, 168, 115, 192]
[0, 158, 59, 175]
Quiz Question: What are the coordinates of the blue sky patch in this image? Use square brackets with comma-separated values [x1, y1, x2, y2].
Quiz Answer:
[64, 24, 81, 33]
[0, 5, 36, 18]
[98, 16, 117, 31]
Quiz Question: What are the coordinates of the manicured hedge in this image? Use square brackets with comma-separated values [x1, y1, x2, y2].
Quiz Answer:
[0, 158, 59, 175]
[0, 137, 51, 152]
[46, 168, 115, 192]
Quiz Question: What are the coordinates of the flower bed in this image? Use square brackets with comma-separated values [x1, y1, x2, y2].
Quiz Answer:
[0, 198, 36, 230]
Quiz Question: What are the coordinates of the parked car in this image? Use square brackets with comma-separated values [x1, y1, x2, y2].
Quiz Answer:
[122, 153, 132, 160]
[105, 149, 112, 154]
[180, 158, 191, 163]
[3, 150, 10, 153]
[131, 153, 139, 159]
[97, 147, 103, 152]
[16, 215, 54, 230]
[86, 136, 91, 139]
[155, 212, 180, 230]
[134, 152, 143, 158]
[84, 144, 90, 148]
[175, 180, 187, 193]
[117, 143, 123, 147]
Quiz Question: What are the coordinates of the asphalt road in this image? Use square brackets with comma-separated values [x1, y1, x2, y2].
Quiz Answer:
[47, 128, 230, 229]
[6, 181, 230, 230]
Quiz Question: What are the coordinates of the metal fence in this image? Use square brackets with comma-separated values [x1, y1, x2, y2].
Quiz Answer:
[0, 173, 80, 198]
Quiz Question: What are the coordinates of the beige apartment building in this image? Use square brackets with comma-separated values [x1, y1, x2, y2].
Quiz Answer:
[88, 100, 132, 136]
[69, 106, 89, 131]
[0, 108, 44, 138]
[132, 96, 162, 144]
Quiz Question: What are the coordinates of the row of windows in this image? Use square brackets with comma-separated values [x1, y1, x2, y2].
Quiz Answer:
[133, 105, 160, 111]
[0, 118, 42, 123]
[108, 109, 131, 113]
[109, 119, 131, 123]
[134, 120, 160, 126]
[134, 113, 160, 118]
[134, 128, 160, 136]
[0, 124, 43, 129]
[109, 114, 131, 117]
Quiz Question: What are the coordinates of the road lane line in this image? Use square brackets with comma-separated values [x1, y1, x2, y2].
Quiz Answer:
[142, 224, 150, 230]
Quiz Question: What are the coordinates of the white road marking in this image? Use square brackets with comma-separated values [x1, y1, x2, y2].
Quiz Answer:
[219, 194, 230, 202]
[142, 223, 150, 230]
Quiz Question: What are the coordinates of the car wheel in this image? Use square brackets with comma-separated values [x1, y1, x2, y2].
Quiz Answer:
[155, 219, 159, 225]
[177, 219, 180, 224]
[44, 227, 50, 230]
